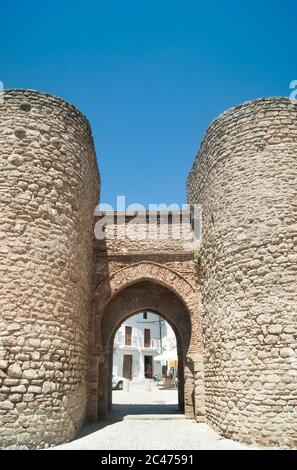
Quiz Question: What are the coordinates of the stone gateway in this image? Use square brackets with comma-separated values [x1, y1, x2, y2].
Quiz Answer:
[0, 90, 296, 448]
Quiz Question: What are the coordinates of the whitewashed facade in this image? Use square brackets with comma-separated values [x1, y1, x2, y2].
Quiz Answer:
[113, 311, 176, 381]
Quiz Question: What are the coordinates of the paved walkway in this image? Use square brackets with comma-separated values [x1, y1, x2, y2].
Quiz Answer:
[55, 419, 266, 450]
[111, 380, 179, 417]
[54, 381, 274, 450]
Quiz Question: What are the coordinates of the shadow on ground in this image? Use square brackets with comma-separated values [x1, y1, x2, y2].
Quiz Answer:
[74, 403, 183, 440]
[111, 403, 180, 415]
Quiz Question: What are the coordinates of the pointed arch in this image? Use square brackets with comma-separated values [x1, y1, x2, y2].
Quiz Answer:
[94, 261, 197, 318]
[87, 261, 205, 422]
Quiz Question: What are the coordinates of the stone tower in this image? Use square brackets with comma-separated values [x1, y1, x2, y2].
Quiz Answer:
[187, 97, 297, 446]
[1, 91, 297, 449]
[0, 90, 99, 447]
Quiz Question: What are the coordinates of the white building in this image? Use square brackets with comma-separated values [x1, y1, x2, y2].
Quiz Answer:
[113, 311, 176, 381]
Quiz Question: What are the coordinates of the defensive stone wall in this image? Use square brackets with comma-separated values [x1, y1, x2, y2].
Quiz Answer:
[187, 97, 297, 446]
[93, 210, 198, 283]
[0, 90, 99, 448]
[1, 91, 296, 449]
[91, 210, 205, 423]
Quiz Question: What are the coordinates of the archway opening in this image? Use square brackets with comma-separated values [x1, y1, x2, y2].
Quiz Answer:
[94, 280, 195, 420]
[111, 310, 181, 416]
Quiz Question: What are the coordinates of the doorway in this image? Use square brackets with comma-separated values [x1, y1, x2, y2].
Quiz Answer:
[144, 355, 153, 378]
[123, 354, 132, 379]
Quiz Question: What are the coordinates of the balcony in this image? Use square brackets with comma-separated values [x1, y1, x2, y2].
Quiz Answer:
[114, 336, 161, 350]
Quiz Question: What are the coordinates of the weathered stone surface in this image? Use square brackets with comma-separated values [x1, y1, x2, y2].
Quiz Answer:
[1, 92, 296, 450]
[0, 401, 14, 411]
[42, 381, 52, 394]
[187, 97, 297, 447]
[8, 154, 23, 166]
[0, 89, 99, 449]
[22, 370, 38, 380]
[7, 364, 22, 379]
[10, 385, 26, 394]
[90, 210, 205, 424]
[27, 386, 42, 394]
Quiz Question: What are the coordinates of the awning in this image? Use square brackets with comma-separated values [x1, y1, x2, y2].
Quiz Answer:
[153, 348, 178, 362]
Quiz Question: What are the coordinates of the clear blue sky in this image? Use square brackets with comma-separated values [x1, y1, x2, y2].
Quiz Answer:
[1, 1, 296, 207]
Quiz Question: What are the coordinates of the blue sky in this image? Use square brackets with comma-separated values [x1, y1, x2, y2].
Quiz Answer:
[1, 1, 296, 207]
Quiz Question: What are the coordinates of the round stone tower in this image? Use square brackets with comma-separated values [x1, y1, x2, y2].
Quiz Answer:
[187, 97, 297, 446]
[0, 90, 99, 448]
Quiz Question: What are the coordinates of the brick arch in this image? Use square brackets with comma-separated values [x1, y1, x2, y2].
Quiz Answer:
[87, 261, 205, 422]
[102, 290, 191, 353]
[93, 261, 201, 356]
[95, 261, 196, 309]
[101, 282, 191, 416]
[95, 261, 196, 326]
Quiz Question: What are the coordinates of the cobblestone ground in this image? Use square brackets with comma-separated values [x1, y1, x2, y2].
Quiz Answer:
[54, 382, 276, 450]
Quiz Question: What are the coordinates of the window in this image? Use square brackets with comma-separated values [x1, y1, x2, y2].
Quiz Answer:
[125, 326, 132, 346]
[144, 328, 151, 348]
[143, 312, 147, 320]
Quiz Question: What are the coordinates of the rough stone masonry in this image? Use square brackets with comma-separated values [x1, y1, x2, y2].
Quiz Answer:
[0, 90, 296, 448]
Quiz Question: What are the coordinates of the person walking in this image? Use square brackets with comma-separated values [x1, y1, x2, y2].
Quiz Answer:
[145, 363, 152, 378]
